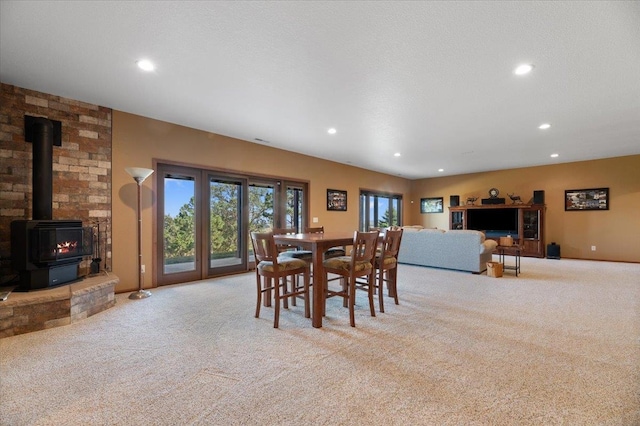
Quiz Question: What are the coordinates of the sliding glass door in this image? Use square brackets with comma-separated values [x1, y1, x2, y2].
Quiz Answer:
[156, 163, 308, 285]
[207, 176, 246, 275]
[157, 165, 202, 285]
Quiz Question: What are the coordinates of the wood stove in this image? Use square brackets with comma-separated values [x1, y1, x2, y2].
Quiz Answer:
[11, 220, 92, 290]
[10, 116, 94, 291]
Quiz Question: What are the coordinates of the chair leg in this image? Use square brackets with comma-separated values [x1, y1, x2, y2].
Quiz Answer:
[304, 269, 310, 319]
[290, 275, 297, 306]
[368, 272, 376, 317]
[322, 272, 327, 317]
[348, 277, 356, 327]
[274, 277, 280, 328]
[255, 275, 262, 318]
[342, 278, 348, 308]
[283, 276, 291, 309]
[390, 268, 399, 305]
[264, 276, 272, 307]
[378, 269, 385, 313]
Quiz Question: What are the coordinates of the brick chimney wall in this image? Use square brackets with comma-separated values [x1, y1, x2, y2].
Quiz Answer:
[0, 83, 113, 281]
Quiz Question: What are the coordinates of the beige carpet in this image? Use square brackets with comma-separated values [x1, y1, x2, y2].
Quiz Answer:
[1, 257, 639, 425]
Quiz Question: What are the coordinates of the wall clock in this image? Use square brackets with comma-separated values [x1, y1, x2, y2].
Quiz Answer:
[489, 188, 500, 198]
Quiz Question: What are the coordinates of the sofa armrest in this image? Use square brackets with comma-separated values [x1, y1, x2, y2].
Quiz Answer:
[481, 239, 498, 254]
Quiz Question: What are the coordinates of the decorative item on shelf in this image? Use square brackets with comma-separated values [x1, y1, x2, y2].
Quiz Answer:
[125, 167, 155, 300]
[466, 196, 478, 206]
[507, 193, 523, 205]
[482, 187, 506, 205]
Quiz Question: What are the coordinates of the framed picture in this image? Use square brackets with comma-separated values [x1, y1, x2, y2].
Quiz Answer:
[565, 187, 609, 211]
[327, 189, 347, 211]
[420, 197, 443, 213]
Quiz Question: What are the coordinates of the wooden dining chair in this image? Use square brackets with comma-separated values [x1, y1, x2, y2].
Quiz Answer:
[322, 231, 379, 327]
[373, 228, 403, 312]
[250, 231, 310, 328]
[304, 226, 346, 258]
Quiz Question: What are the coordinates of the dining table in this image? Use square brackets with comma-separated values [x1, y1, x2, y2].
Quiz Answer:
[273, 231, 355, 328]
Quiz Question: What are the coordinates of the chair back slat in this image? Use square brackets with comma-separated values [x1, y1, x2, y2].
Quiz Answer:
[251, 232, 277, 262]
[382, 228, 403, 258]
[352, 231, 379, 263]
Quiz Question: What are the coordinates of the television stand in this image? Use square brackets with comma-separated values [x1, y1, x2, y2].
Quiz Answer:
[448, 204, 545, 258]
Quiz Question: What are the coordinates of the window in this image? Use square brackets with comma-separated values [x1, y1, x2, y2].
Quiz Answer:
[359, 190, 402, 231]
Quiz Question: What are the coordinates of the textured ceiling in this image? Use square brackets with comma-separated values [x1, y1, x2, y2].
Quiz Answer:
[1, 1, 639, 179]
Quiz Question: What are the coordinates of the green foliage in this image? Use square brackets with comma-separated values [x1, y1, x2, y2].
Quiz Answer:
[378, 205, 398, 228]
[163, 183, 275, 262]
[248, 186, 274, 233]
[163, 198, 195, 259]
[210, 182, 240, 254]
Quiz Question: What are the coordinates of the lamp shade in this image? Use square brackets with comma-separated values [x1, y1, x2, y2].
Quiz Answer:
[125, 167, 154, 182]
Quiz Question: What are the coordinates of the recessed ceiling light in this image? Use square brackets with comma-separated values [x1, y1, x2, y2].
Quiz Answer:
[514, 64, 534, 75]
[137, 59, 155, 71]
[438, 168, 444, 172]
[539, 123, 551, 130]
[394, 153, 401, 157]
[327, 128, 337, 135]
[550, 153, 559, 158]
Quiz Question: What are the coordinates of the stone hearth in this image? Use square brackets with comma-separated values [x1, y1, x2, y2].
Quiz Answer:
[0, 274, 119, 338]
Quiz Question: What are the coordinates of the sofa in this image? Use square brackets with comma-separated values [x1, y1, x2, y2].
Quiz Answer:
[397, 227, 498, 273]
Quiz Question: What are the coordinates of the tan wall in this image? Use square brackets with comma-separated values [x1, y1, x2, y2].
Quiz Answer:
[112, 111, 411, 292]
[5, 82, 636, 294]
[408, 155, 640, 262]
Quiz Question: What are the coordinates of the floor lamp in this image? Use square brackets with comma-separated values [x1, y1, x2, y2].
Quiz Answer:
[125, 167, 154, 300]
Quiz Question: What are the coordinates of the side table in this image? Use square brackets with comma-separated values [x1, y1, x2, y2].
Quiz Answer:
[497, 245, 523, 276]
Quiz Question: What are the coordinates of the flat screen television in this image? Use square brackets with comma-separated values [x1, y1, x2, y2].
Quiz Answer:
[467, 208, 518, 238]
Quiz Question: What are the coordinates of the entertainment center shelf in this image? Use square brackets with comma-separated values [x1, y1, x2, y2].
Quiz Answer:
[448, 204, 545, 258]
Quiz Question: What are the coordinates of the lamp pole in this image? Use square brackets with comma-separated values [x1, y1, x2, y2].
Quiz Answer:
[125, 167, 154, 300]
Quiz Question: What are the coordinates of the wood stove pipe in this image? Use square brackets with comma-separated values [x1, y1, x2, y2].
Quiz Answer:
[24, 116, 61, 221]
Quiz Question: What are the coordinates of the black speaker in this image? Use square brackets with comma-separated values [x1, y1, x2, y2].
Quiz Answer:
[533, 190, 545, 205]
[547, 242, 560, 259]
[450, 195, 460, 207]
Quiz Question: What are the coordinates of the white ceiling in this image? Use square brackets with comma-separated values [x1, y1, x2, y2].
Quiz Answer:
[1, 1, 639, 179]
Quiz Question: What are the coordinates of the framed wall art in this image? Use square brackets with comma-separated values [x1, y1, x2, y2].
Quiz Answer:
[564, 187, 609, 211]
[420, 197, 443, 213]
[327, 189, 347, 211]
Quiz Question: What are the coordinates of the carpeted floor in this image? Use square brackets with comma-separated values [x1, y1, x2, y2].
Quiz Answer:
[1, 257, 639, 425]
